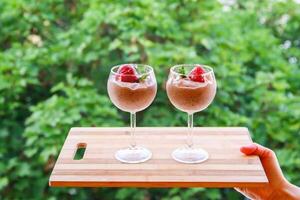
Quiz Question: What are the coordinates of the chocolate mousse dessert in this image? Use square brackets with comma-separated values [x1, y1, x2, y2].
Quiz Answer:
[166, 65, 216, 113]
[107, 65, 157, 112]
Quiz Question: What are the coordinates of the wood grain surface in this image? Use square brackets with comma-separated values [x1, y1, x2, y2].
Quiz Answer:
[49, 127, 268, 188]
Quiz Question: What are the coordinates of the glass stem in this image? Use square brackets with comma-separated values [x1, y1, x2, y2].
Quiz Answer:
[187, 113, 194, 148]
[130, 112, 136, 149]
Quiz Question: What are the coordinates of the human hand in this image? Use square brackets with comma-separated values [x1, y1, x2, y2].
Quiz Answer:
[235, 143, 300, 200]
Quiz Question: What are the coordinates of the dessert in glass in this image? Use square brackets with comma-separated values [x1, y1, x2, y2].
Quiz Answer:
[166, 64, 217, 164]
[107, 64, 157, 163]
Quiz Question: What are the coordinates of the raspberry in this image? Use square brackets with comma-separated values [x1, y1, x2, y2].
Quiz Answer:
[188, 65, 206, 82]
[116, 64, 138, 83]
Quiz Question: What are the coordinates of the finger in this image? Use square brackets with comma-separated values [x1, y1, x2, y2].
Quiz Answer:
[234, 187, 243, 193]
[234, 187, 255, 199]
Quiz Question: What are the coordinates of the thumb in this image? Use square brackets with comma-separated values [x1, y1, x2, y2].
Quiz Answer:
[240, 143, 274, 159]
[240, 143, 285, 186]
[240, 143, 258, 155]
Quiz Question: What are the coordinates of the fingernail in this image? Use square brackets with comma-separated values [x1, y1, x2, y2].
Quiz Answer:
[240, 144, 256, 154]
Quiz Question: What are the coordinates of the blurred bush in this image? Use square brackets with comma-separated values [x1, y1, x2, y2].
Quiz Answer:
[0, 0, 299, 199]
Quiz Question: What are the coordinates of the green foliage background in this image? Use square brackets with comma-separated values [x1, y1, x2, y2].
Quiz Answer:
[1, 0, 300, 199]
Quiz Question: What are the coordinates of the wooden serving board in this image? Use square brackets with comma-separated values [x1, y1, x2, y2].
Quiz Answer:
[49, 127, 268, 188]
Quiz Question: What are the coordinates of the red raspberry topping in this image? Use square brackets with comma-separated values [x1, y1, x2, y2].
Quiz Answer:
[116, 64, 138, 83]
[188, 65, 206, 82]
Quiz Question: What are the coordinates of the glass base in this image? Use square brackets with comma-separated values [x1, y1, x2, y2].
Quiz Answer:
[115, 146, 152, 164]
[172, 147, 209, 164]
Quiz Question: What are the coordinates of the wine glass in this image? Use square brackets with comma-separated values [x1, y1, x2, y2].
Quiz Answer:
[107, 64, 157, 163]
[166, 64, 217, 164]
